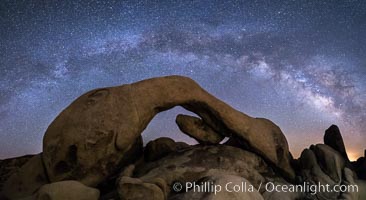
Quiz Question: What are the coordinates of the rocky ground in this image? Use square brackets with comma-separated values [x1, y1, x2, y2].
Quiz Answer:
[0, 75, 365, 200]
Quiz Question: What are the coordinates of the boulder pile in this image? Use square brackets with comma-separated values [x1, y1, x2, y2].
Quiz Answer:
[0, 75, 365, 200]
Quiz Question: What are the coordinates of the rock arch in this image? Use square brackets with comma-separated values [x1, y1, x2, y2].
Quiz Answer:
[42, 75, 295, 186]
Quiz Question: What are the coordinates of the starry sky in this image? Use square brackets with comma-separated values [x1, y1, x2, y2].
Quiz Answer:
[0, 0, 365, 160]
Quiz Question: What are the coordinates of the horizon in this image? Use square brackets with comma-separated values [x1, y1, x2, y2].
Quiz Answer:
[1, 0, 365, 160]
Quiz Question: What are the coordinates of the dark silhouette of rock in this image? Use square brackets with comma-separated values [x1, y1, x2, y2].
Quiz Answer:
[42, 75, 295, 187]
[324, 124, 349, 161]
[353, 151, 366, 180]
[144, 137, 177, 162]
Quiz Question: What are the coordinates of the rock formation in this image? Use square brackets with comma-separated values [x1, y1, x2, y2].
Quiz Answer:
[144, 137, 180, 162]
[1, 154, 49, 199]
[41, 75, 294, 187]
[176, 114, 224, 144]
[324, 125, 350, 162]
[35, 181, 100, 200]
[299, 146, 343, 199]
[0, 76, 365, 200]
[0, 155, 33, 191]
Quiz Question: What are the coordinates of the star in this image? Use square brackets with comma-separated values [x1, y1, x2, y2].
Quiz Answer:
[0, 0, 365, 160]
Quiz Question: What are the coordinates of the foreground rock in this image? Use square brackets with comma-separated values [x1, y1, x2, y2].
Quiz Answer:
[0, 155, 33, 191]
[118, 176, 166, 200]
[118, 145, 291, 199]
[144, 137, 179, 162]
[42, 75, 294, 187]
[0, 121, 362, 200]
[311, 144, 345, 183]
[339, 168, 359, 200]
[356, 179, 366, 200]
[299, 148, 339, 199]
[35, 180, 100, 200]
[1, 154, 48, 199]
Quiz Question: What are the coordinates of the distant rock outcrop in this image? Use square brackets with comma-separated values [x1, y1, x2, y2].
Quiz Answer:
[324, 125, 350, 161]
[353, 150, 366, 180]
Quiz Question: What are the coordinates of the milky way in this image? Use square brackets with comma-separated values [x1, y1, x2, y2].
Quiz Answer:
[0, 0, 365, 159]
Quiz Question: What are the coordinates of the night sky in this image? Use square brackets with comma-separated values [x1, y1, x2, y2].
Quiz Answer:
[1, 0, 365, 160]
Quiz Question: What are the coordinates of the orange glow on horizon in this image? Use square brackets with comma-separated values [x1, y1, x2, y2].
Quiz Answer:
[347, 150, 360, 161]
